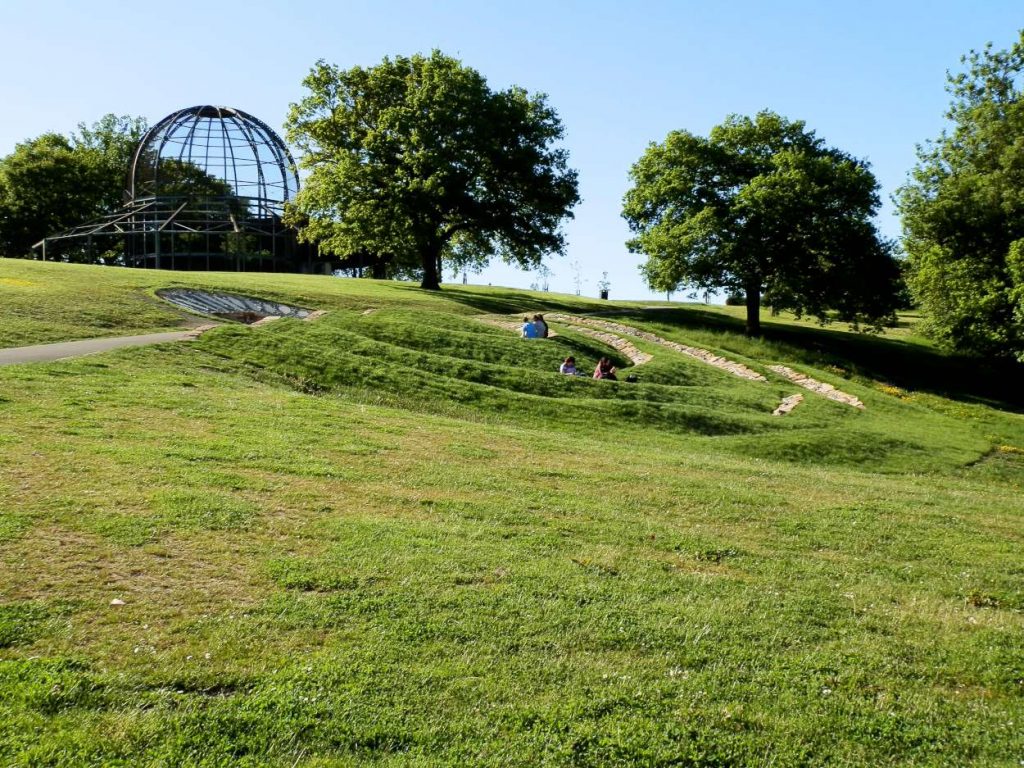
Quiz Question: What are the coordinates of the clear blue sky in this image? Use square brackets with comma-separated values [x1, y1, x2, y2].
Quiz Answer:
[2, 1, 1021, 299]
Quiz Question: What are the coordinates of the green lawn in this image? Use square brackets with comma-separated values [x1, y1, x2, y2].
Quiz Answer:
[1, 258, 1022, 766]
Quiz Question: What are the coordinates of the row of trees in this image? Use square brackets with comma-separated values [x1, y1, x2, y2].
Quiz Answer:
[2, 38, 1022, 359]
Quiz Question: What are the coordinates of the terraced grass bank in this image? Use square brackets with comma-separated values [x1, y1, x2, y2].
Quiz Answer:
[1, 259, 1022, 766]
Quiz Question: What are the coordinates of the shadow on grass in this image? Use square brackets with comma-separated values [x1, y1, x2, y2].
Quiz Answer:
[436, 286, 594, 316]
[603, 306, 1024, 412]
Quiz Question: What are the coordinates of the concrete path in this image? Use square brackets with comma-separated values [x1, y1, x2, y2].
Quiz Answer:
[0, 330, 208, 367]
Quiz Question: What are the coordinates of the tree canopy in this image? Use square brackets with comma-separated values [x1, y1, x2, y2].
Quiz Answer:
[623, 111, 900, 336]
[896, 31, 1024, 361]
[0, 114, 147, 259]
[285, 50, 580, 289]
[73, 114, 148, 213]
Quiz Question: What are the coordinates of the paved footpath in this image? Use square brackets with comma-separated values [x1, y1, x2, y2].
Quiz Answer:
[0, 330, 203, 367]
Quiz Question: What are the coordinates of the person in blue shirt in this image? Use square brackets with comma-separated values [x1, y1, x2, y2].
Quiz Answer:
[521, 316, 538, 338]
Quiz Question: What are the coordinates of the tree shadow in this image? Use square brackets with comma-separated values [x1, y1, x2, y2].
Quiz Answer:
[436, 286, 592, 316]
[603, 306, 1024, 412]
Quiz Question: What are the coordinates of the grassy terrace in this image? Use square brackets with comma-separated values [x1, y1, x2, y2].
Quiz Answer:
[1, 259, 1022, 766]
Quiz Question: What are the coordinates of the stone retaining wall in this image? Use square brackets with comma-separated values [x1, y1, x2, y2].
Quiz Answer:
[768, 365, 864, 408]
[772, 393, 804, 416]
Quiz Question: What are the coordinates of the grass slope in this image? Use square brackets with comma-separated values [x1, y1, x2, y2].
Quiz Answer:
[0, 258, 1022, 766]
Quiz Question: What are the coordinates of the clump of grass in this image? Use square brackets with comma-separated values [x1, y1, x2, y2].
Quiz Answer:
[151, 490, 258, 532]
[0, 513, 30, 544]
[0, 602, 50, 648]
[266, 557, 367, 592]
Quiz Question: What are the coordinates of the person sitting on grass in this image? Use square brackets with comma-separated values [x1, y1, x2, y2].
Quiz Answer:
[521, 316, 538, 339]
[593, 357, 617, 380]
[559, 356, 579, 375]
[533, 313, 549, 338]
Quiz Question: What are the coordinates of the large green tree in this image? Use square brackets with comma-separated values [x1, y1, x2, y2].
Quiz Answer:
[896, 31, 1024, 361]
[623, 111, 899, 336]
[285, 51, 580, 289]
[0, 114, 147, 259]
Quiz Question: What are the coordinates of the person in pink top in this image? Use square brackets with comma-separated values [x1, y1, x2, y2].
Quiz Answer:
[593, 357, 617, 380]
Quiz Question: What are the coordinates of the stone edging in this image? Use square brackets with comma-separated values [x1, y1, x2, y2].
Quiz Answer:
[768, 365, 864, 409]
[772, 394, 804, 416]
[182, 324, 220, 339]
[548, 314, 766, 382]
[560, 325, 652, 365]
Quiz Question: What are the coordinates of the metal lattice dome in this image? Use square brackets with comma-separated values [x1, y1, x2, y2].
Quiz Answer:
[38, 105, 321, 272]
[129, 105, 299, 218]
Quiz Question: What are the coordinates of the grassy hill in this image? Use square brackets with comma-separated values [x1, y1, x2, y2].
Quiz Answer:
[1, 258, 1022, 766]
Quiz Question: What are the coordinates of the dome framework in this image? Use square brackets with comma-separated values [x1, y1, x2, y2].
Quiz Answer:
[37, 105, 317, 272]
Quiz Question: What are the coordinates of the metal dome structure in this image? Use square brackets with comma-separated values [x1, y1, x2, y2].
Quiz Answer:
[129, 105, 298, 218]
[38, 105, 317, 272]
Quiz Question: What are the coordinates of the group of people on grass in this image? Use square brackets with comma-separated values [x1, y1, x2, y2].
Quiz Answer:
[521, 312, 619, 380]
[520, 314, 549, 339]
[560, 355, 617, 380]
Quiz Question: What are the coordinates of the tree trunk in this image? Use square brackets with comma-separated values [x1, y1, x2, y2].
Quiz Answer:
[419, 242, 441, 290]
[745, 281, 762, 336]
